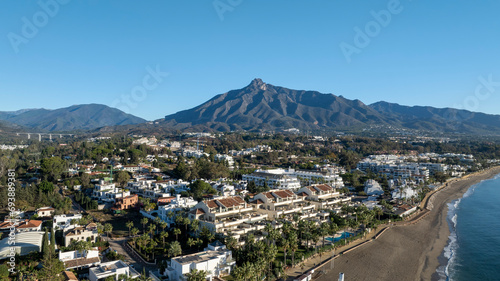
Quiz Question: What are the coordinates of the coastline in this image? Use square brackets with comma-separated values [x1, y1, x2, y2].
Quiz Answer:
[309, 166, 500, 281]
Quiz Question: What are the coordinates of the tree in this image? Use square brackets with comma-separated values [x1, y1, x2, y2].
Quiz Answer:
[141, 217, 149, 233]
[160, 231, 169, 248]
[40, 156, 65, 181]
[0, 264, 9, 280]
[126, 221, 134, 237]
[185, 269, 207, 281]
[168, 241, 182, 257]
[39, 180, 55, 194]
[173, 228, 181, 241]
[189, 180, 217, 201]
[104, 223, 113, 241]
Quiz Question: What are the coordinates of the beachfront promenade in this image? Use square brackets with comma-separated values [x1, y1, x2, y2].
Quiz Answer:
[285, 167, 500, 281]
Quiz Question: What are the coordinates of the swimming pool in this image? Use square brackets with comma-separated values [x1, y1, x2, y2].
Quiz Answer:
[326, 232, 354, 243]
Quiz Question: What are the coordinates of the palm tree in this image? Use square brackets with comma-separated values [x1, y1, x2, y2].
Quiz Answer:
[131, 228, 139, 246]
[160, 221, 168, 233]
[149, 240, 158, 260]
[190, 219, 200, 236]
[154, 217, 162, 235]
[126, 221, 134, 237]
[104, 223, 113, 241]
[168, 241, 182, 257]
[160, 231, 169, 248]
[140, 217, 149, 233]
[185, 269, 207, 281]
[289, 232, 298, 266]
[187, 237, 196, 249]
[173, 228, 181, 241]
[282, 238, 290, 267]
[148, 224, 156, 241]
[319, 222, 329, 252]
[373, 206, 383, 221]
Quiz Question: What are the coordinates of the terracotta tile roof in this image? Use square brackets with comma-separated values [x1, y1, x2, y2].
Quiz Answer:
[297, 192, 308, 197]
[64, 256, 100, 269]
[189, 209, 205, 215]
[315, 184, 333, 192]
[273, 190, 295, 199]
[306, 186, 317, 193]
[233, 196, 245, 204]
[264, 192, 274, 199]
[217, 197, 241, 208]
[63, 271, 78, 281]
[206, 200, 218, 209]
[16, 220, 42, 229]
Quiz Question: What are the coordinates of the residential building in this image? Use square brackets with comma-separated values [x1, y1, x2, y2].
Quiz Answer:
[59, 249, 101, 269]
[112, 194, 139, 211]
[364, 180, 384, 197]
[158, 195, 198, 226]
[35, 207, 55, 217]
[165, 241, 235, 281]
[92, 181, 130, 203]
[189, 196, 268, 242]
[0, 220, 42, 233]
[64, 223, 98, 246]
[89, 260, 140, 281]
[242, 169, 301, 190]
[53, 214, 83, 230]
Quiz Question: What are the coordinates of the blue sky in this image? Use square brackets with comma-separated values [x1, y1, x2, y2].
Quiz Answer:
[1, 0, 500, 121]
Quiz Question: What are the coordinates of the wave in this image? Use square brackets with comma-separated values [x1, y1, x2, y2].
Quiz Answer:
[436, 173, 500, 280]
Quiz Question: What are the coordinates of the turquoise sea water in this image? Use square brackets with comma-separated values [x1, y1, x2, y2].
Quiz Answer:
[437, 174, 500, 280]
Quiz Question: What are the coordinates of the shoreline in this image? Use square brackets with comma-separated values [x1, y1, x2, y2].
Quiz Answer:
[305, 166, 500, 281]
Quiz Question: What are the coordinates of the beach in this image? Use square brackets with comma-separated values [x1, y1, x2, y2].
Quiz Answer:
[311, 166, 500, 281]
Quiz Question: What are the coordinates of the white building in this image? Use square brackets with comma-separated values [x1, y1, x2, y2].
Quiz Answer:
[242, 169, 301, 190]
[59, 249, 100, 269]
[214, 154, 235, 169]
[92, 181, 130, 203]
[0, 231, 44, 259]
[89, 260, 140, 281]
[53, 214, 83, 230]
[165, 241, 235, 281]
[392, 187, 418, 200]
[364, 180, 384, 197]
[158, 195, 198, 226]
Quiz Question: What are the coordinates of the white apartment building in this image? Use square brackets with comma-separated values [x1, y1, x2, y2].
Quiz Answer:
[89, 260, 140, 281]
[53, 214, 83, 230]
[364, 180, 384, 197]
[189, 196, 268, 242]
[59, 249, 100, 269]
[165, 241, 235, 281]
[242, 169, 301, 190]
[214, 154, 235, 168]
[158, 195, 198, 226]
[92, 181, 130, 203]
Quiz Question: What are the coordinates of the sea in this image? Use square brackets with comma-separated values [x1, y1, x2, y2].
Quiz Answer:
[436, 173, 500, 281]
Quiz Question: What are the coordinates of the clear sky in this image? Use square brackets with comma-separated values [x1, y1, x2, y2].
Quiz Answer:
[1, 0, 500, 121]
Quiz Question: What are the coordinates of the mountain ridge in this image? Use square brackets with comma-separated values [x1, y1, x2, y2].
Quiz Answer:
[161, 79, 500, 135]
[0, 104, 146, 132]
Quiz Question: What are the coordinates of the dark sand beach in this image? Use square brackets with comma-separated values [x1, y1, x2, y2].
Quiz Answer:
[313, 167, 500, 281]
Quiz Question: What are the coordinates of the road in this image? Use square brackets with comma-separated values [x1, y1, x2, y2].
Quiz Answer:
[108, 237, 158, 274]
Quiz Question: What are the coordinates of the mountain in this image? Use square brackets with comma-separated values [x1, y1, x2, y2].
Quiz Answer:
[163, 78, 389, 131]
[369, 101, 500, 135]
[162, 79, 500, 135]
[0, 104, 146, 132]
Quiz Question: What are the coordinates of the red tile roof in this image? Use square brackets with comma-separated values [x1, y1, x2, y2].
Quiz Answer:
[315, 184, 333, 192]
[16, 220, 42, 229]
